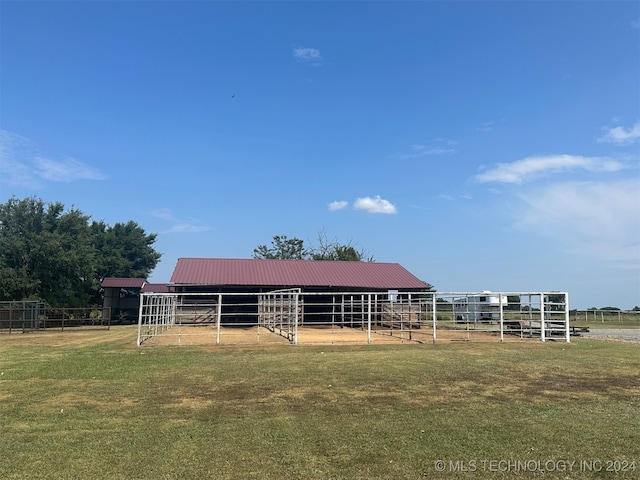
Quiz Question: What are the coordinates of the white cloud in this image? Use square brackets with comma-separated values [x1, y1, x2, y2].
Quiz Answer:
[0, 129, 107, 187]
[513, 180, 640, 267]
[34, 156, 107, 182]
[354, 195, 397, 214]
[150, 208, 211, 234]
[438, 193, 472, 201]
[328, 200, 348, 211]
[476, 121, 494, 132]
[0, 130, 42, 187]
[0, 157, 40, 188]
[475, 154, 624, 184]
[411, 145, 455, 155]
[598, 122, 640, 146]
[293, 47, 322, 63]
[396, 139, 457, 159]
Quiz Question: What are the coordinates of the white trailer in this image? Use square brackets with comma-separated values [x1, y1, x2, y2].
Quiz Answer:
[453, 291, 507, 325]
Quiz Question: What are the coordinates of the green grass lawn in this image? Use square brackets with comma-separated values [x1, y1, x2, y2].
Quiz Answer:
[1, 326, 638, 479]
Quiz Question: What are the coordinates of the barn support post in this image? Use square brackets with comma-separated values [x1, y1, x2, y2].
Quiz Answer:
[216, 293, 222, 345]
[352, 295, 356, 328]
[373, 293, 378, 329]
[331, 295, 336, 328]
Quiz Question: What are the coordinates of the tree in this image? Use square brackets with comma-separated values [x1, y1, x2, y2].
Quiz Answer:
[253, 235, 309, 260]
[253, 233, 435, 289]
[0, 197, 95, 306]
[310, 230, 374, 261]
[0, 196, 161, 307]
[254, 231, 375, 262]
[505, 295, 521, 311]
[91, 220, 161, 281]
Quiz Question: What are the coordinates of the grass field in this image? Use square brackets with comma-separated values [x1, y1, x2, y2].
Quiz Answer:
[570, 311, 640, 329]
[1, 326, 638, 479]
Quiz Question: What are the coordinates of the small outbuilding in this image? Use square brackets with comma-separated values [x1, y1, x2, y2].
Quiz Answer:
[101, 277, 169, 322]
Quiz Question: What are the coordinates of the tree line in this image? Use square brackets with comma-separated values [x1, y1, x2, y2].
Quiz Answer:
[0, 198, 378, 308]
[0, 197, 160, 307]
[253, 232, 374, 261]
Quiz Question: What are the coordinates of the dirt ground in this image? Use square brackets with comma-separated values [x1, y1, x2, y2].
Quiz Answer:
[0, 323, 554, 348]
[142, 324, 541, 346]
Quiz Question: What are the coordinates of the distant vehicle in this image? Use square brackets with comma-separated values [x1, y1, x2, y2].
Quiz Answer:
[453, 291, 507, 325]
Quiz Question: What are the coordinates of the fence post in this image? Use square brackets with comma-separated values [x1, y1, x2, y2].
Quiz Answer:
[540, 294, 546, 343]
[499, 293, 504, 342]
[294, 290, 299, 346]
[61, 308, 65, 332]
[432, 293, 437, 343]
[216, 293, 222, 345]
[367, 294, 371, 345]
[564, 292, 570, 343]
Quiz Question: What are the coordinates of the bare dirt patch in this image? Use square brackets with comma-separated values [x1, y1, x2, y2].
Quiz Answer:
[144, 325, 291, 346]
[142, 325, 541, 346]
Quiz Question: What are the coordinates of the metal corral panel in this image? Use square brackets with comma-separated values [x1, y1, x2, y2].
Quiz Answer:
[170, 258, 428, 290]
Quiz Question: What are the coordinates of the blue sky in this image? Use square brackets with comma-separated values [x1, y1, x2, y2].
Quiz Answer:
[1, 1, 639, 309]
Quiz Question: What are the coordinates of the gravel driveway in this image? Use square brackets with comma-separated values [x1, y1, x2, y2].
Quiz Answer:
[581, 329, 640, 344]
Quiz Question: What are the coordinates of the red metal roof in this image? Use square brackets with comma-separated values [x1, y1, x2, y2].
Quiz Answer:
[170, 258, 427, 290]
[142, 283, 171, 293]
[101, 277, 146, 288]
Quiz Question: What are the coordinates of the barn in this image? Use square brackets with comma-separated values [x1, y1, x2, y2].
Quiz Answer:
[101, 277, 169, 322]
[170, 257, 429, 322]
[137, 258, 571, 345]
[138, 258, 432, 345]
[170, 258, 428, 294]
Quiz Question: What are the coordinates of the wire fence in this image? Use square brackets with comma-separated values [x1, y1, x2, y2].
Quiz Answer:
[571, 309, 640, 326]
[0, 302, 111, 333]
[7, 295, 633, 342]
